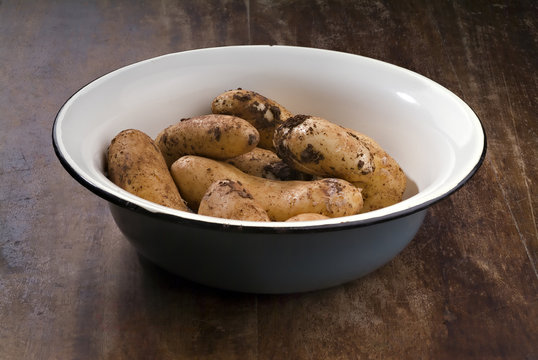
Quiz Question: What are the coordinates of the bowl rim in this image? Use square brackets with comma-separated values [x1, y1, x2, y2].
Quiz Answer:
[52, 45, 487, 234]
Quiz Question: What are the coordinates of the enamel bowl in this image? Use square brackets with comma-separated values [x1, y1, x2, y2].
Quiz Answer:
[53, 46, 486, 293]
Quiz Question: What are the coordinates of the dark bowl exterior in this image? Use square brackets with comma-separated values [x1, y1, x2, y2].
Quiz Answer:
[109, 203, 427, 293]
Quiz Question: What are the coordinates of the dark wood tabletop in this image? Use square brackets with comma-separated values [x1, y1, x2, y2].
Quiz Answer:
[1, 0, 536, 359]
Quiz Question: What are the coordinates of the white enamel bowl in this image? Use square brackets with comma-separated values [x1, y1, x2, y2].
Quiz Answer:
[53, 46, 485, 293]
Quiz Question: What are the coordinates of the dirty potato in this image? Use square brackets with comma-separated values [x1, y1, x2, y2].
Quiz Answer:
[349, 130, 407, 212]
[273, 115, 375, 181]
[107, 129, 190, 212]
[225, 147, 311, 181]
[285, 213, 330, 222]
[198, 179, 271, 221]
[211, 89, 293, 150]
[155, 114, 259, 167]
[170, 155, 363, 221]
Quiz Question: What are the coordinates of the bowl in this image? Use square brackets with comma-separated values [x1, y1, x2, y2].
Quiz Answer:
[52, 46, 486, 293]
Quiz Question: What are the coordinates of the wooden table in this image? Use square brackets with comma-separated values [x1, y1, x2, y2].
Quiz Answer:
[1, 1, 536, 359]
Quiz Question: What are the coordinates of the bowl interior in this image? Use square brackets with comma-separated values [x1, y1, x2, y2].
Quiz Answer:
[54, 45, 485, 228]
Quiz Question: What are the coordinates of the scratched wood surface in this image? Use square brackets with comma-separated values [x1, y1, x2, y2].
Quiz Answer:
[1, 0, 536, 359]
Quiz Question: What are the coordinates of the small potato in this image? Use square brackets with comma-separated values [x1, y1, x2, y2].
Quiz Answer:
[155, 114, 259, 167]
[211, 89, 293, 150]
[198, 180, 270, 221]
[273, 115, 375, 181]
[107, 129, 190, 212]
[226, 147, 311, 181]
[170, 155, 363, 221]
[285, 213, 330, 222]
[349, 130, 407, 212]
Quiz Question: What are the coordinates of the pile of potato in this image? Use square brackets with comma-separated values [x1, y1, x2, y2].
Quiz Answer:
[106, 89, 406, 222]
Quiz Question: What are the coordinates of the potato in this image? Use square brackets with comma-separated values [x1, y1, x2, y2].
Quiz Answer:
[349, 130, 407, 212]
[273, 115, 375, 181]
[155, 114, 259, 167]
[211, 89, 293, 150]
[285, 213, 330, 222]
[198, 179, 270, 221]
[107, 129, 190, 212]
[225, 147, 311, 181]
[170, 155, 363, 221]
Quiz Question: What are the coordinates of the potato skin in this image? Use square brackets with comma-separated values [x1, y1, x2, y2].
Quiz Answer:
[211, 89, 293, 150]
[349, 130, 407, 212]
[285, 213, 330, 222]
[273, 115, 375, 182]
[225, 147, 311, 181]
[170, 155, 363, 221]
[155, 114, 259, 167]
[198, 180, 271, 221]
[107, 129, 190, 212]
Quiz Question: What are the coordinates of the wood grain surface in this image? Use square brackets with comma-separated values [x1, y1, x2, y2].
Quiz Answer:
[1, 0, 536, 359]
